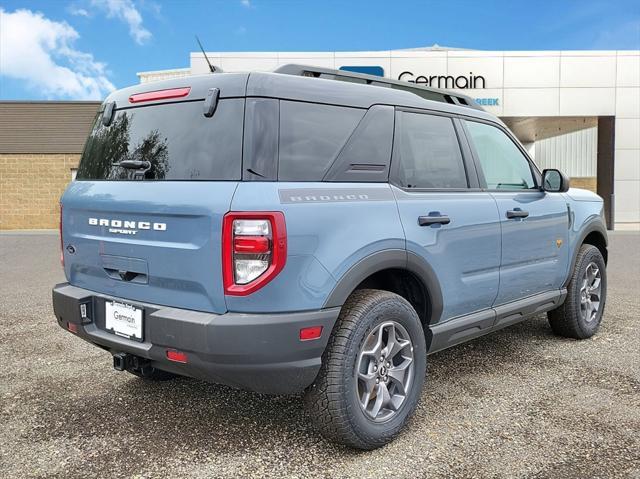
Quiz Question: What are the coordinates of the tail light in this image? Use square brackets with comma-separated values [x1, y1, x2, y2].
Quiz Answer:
[59, 203, 64, 267]
[222, 212, 286, 296]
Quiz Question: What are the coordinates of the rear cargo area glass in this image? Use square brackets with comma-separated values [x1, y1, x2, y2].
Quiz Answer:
[77, 99, 244, 180]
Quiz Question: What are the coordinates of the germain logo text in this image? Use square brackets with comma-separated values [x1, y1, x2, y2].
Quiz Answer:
[398, 71, 486, 89]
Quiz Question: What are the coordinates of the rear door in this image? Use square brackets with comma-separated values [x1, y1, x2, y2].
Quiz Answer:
[462, 119, 569, 305]
[62, 82, 246, 314]
[391, 109, 501, 322]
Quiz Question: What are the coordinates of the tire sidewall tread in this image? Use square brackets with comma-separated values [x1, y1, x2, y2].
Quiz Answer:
[305, 289, 427, 450]
[548, 244, 607, 339]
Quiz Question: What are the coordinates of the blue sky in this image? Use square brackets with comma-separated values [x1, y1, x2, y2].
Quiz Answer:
[1, 0, 639, 100]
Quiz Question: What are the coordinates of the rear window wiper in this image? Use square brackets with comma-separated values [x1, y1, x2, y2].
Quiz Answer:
[113, 160, 151, 180]
[115, 160, 151, 170]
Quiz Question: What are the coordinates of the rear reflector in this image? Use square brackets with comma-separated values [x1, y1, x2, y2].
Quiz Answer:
[299, 326, 323, 341]
[166, 349, 188, 363]
[67, 322, 78, 334]
[129, 87, 191, 104]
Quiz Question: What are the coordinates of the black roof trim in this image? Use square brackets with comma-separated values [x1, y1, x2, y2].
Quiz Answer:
[274, 64, 484, 112]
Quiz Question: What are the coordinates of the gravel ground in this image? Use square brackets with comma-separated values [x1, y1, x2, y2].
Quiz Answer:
[0, 232, 638, 479]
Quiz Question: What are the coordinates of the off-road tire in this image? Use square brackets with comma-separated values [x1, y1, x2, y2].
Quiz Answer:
[548, 244, 607, 339]
[304, 289, 427, 450]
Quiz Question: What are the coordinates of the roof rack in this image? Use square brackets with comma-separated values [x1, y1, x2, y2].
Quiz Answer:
[273, 64, 484, 111]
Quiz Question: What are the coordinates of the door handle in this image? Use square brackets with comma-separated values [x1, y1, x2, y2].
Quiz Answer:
[506, 209, 529, 219]
[418, 215, 451, 226]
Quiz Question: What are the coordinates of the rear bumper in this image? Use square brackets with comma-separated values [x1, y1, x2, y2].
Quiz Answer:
[52, 283, 340, 394]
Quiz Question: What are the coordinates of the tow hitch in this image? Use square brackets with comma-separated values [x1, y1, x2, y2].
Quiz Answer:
[112, 352, 152, 375]
[112, 352, 128, 371]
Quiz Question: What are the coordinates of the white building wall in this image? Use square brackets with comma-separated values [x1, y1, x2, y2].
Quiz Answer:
[141, 48, 640, 226]
[613, 52, 640, 224]
[535, 128, 598, 178]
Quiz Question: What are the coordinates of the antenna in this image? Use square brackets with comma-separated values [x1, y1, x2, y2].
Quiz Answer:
[195, 35, 215, 73]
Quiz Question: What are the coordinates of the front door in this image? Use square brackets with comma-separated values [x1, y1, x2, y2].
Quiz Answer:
[463, 119, 570, 306]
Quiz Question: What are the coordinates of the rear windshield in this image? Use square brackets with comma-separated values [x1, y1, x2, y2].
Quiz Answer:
[76, 99, 244, 180]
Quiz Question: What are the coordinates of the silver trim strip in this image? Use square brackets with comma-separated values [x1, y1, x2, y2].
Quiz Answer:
[278, 188, 394, 204]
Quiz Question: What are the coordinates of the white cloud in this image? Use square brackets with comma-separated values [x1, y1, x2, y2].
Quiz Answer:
[0, 8, 115, 100]
[240, 0, 252, 8]
[91, 0, 151, 44]
[69, 6, 91, 17]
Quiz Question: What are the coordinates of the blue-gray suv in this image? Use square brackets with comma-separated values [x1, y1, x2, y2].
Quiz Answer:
[53, 65, 608, 449]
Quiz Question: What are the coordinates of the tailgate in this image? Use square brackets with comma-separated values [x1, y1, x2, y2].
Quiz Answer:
[61, 181, 237, 313]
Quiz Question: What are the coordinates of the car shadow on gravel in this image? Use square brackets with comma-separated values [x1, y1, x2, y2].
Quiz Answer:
[32, 316, 556, 446]
[20, 311, 635, 479]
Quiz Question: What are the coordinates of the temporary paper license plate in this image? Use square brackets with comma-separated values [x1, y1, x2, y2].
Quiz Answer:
[105, 301, 143, 341]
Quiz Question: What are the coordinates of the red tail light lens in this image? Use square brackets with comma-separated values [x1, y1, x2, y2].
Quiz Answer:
[59, 203, 64, 267]
[233, 236, 270, 254]
[222, 212, 287, 296]
[128, 87, 191, 104]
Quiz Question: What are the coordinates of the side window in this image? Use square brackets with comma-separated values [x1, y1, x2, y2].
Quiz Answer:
[278, 101, 364, 181]
[323, 105, 394, 182]
[393, 111, 468, 189]
[464, 120, 536, 190]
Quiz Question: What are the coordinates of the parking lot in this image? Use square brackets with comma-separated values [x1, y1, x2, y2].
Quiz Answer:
[0, 232, 638, 478]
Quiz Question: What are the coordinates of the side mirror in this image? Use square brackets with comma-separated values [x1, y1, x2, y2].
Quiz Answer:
[542, 169, 570, 193]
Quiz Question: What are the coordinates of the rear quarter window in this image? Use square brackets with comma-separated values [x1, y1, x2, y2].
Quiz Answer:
[278, 101, 365, 181]
[76, 99, 244, 181]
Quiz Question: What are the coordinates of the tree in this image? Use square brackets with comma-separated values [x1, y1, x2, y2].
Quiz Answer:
[77, 111, 169, 180]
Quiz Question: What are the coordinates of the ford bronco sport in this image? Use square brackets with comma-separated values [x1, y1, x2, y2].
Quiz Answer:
[53, 65, 608, 449]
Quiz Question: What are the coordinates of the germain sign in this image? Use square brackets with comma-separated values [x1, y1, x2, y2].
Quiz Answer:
[398, 71, 486, 89]
[338, 66, 487, 90]
[338, 66, 498, 107]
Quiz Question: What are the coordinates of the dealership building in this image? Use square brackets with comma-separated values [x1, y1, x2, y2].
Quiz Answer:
[0, 46, 638, 230]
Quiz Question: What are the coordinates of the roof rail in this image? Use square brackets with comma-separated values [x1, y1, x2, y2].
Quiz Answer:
[273, 64, 484, 111]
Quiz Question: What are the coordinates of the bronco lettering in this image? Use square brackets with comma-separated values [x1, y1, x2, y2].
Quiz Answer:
[88, 217, 167, 233]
